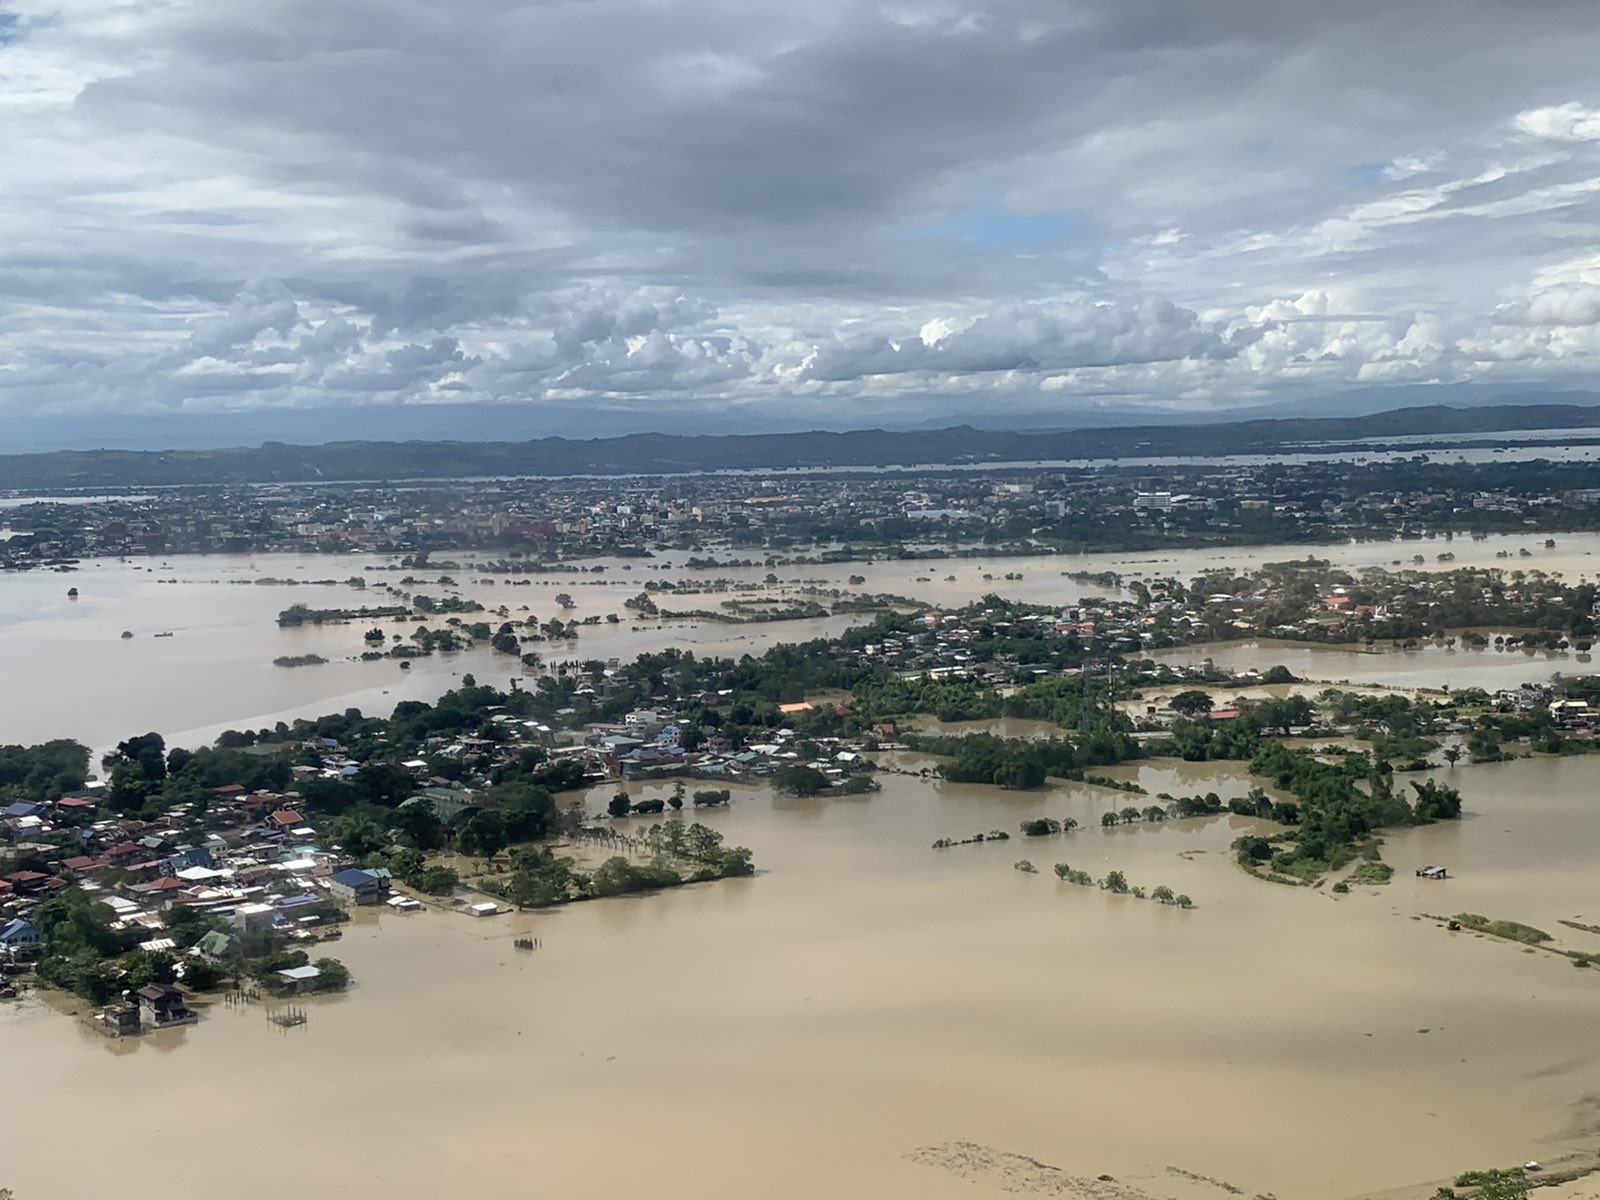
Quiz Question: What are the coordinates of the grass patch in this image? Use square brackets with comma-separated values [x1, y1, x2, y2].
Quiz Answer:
[1453, 914, 1552, 945]
[1350, 862, 1393, 884]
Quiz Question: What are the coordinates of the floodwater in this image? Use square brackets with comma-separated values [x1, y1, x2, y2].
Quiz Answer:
[5, 756, 1600, 1200]
[1149, 637, 1591, 693]
[3, 529, 1599, 756]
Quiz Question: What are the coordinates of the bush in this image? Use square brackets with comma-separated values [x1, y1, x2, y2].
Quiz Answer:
[312, 958, 351, 992]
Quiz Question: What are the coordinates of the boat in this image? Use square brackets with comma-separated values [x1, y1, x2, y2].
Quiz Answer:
[154, 631, 175, 638]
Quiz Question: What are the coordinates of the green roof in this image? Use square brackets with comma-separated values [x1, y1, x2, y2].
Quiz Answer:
[194, 930, 236, 958]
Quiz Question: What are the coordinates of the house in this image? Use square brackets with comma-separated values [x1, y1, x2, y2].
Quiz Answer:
[328, 868, 387, 905]
[2, 801, 45, 820]
[100, 999, 142, 1037]
[136, 984, 195, 1028]
[0, 918, 41, 950]
[233, 902, 277, 933]
[276, 964, 322, 994]
[161, 846, 215, 875]
[3, 870, 51, 895]
[265, 809, 305, 834]
[192, 930, 237, 962]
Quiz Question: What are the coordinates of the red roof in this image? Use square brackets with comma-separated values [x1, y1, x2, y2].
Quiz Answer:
[213, 784, 246, 795]
[269, 809, 305, 827]
[1207, 709, 1242, 721]
[57, 796, 97, 809]
[146, 877, 188, 891]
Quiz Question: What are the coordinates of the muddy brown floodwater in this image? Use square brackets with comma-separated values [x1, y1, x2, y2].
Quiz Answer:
[6, 754, 1600, 1200]
[3, 528, 1596, 751]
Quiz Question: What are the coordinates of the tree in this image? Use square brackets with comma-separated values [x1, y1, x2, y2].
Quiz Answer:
[608, 792, 631, 818]
[1442, 745, 1463, 767]
[1175, 894, 1193, 909]
[328, 813, 386, 858]
[1151, 885, 1176, 904]
[457, 811, 510, 860]
[993, 756, 1045, 790]
[312, 958, 351, 991]
[773, 765, 830, 797]
[1170, 690, 1215, 717]
[415, 866, 459, 894]
[1101, 870, 1129, 894]
[1410, 778, 1463, 823]
[392, 805, 444, 850]
[669, 781, 686, 811]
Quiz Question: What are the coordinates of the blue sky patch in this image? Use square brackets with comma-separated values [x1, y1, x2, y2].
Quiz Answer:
[898, 197, 1085, 252]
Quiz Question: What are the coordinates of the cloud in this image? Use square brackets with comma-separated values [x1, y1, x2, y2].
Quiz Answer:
[1495, 284, 1600, 327]
[1515, 103, 1600, 143]
[1, 1, 1599, 433]
[800, 298, 1242, 382]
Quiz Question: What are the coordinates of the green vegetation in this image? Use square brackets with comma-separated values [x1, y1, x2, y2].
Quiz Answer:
[1350, 862, 1394, 884]
[277, 603, 408, 626]
[909, 728, 1140, 790]
[772, 764, 830, 796]
[1452, 914, 1552, 945]
[1242, 742, 1464, 878]
[486, 821, 753, 907]
[1451, 1169, 1529, 1200]
[0, 739, 88, 802]
[1051, 864, 1191, 905]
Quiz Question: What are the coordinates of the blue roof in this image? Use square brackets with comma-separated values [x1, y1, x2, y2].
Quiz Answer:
[2, 802, 41, 818]
[330, 868, 379, 887]
[0, 918, 38, 942]
[274, 893, 319, 908]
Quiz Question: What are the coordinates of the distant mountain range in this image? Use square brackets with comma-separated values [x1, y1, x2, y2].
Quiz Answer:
[2, 399, 1598, 490]
[4, 382, 1600, 453]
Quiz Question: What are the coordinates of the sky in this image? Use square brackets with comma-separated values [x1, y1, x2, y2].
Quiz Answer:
[2, 0, 1600, 441]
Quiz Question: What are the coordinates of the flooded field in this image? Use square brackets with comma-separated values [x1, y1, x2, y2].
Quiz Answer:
[4, 528, 1599, 754]
[5, 756, 1600, 1200]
